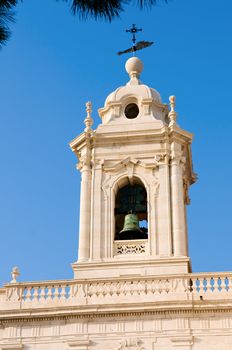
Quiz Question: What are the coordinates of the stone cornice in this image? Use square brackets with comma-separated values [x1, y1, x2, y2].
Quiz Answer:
[69, 131, 94, 157]
[1, 305, 232, 325]
[168, 125, 193, 143]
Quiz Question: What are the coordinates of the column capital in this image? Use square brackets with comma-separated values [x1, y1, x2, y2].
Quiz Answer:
[170, 151, 186, 168]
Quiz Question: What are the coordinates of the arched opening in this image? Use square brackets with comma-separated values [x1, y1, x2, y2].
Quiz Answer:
[114, 178, 148, 240]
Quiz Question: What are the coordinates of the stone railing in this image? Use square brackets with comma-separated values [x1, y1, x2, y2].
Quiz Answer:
[1, 272, 232, 310]
[2, 280, 77, 304]
[190, 272, 232, 298]
[114, 239, 148, 256]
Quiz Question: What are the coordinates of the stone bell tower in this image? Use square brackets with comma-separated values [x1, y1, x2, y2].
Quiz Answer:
[70, 57, 196, 279]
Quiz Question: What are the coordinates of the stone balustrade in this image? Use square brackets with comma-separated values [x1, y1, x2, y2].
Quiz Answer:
[1, 272, 232, 310]
[190, 272, 232, 299]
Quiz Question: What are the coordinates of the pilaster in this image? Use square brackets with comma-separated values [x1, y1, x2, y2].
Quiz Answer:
[170, 143, 187, 257]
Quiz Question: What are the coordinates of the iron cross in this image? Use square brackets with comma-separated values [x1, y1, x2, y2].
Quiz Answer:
[126, 24, 142, 46]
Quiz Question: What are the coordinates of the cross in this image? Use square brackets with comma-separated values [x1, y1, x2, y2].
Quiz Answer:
[126, 24, 142, 46]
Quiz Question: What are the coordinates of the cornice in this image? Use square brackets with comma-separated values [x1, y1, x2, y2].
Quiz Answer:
[69, 131, 94, 155]
[1, 306, 232, 325]
[168, 125, 193, 143]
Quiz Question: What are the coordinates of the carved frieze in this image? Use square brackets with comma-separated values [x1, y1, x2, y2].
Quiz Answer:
[117, 339, 145, 350]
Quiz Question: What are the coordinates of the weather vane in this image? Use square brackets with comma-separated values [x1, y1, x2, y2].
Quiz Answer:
[117, 24, 154, 56]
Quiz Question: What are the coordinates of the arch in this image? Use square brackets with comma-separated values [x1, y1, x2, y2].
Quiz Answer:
[114, 176, 148, 241]
[112, 173, 149, 195]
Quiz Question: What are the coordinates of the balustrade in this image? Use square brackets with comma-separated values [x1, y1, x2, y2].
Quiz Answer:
[1, 272, 232, 308]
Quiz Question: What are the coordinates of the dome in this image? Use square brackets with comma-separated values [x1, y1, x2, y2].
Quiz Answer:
[104, 57, 162, 106]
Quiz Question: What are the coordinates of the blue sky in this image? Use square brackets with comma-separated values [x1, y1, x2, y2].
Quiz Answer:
[0, 0, 232, 284]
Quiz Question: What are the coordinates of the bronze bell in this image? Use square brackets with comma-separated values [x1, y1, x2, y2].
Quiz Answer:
[118, 213, 148, 240]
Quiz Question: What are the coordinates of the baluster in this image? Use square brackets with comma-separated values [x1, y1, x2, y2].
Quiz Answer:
[164, 279, 170, 293]
[203, 277, 208, 293]
[217, 277, 221, 292]
[46, 285, 53, 300]
[33, 287, 39, 301]
[221, 277, 227, 292]
[198, 277, 204, 294]
[209, 277, 214, 292]
[104, 282, 110, 297]
[146, 280, 152, 295]
[110, 282, 116, 296]
[66, 285, 70, 299]
[227, 278, 232, 291]
[40, 286, 46, 301]
[23, 287, 29, 301]
[60, 285, 66, 300]
[17, 287, 23, 301]
[190, 278, 196, 293]
[138, 281, 145, 295]
[53, 285, 59, 300]
[116, 281, 121, 296]
[28, 287, 33, 301]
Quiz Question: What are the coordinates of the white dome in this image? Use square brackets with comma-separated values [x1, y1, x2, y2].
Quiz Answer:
[104, 57, 162, 106]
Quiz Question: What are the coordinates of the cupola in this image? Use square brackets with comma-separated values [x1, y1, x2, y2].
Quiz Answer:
[98, 57, 167, 129]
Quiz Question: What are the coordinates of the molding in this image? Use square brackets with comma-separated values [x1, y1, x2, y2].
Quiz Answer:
[0, 345, 23, 350]
[103, 157, 159, 173]
[1, 307, 232, 325]
[67, 340, 90, 349]
[170, 336, 193, 347]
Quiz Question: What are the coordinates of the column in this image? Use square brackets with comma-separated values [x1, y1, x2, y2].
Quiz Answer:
[78, 163, 92, 262]
[171, 151, 187, 257]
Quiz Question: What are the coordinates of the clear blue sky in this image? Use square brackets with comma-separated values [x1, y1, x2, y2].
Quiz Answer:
[0, 0, 232, 284]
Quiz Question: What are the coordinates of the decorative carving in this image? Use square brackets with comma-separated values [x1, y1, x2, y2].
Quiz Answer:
[117, 339, 145, 350]
[104, 157, 161, 173]
[154, 153, 168, 166]
[102, 173, 111, 200]
[6, 286, 22, 302]
[170, 151, 186, 170]
[172, 278, 189, 293]
[168, 95, 178, 127]
[10, 266, 20, 284]
[150, 179, 160, 199]
[114, 240, 147, 255]
[84, 101, 93, 132]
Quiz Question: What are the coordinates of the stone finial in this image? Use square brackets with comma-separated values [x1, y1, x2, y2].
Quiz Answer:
[10, 266, 20, 283]
[168, 95, 177, 127]
[84, 101, 93, 132]
[125, 57, 143, 85]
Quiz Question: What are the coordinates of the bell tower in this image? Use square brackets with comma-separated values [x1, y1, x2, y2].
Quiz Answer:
[70, 57, 196, 279]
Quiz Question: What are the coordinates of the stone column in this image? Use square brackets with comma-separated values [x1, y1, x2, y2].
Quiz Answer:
[78, 162, 92, 262]
[170, 151, 187, 257]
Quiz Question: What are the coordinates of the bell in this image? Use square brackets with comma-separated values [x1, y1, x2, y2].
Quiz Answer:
[118, 213, 148, 240]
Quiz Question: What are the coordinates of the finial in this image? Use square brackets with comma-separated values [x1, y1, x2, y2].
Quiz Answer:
[125, 57, 143, 85]
[10, 266, 20, 283]
[168, 95, 178, 127]
[84, 101, 93, 132]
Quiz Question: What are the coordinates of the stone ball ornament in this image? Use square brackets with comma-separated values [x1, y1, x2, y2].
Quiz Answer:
[125, 56, 144, 77]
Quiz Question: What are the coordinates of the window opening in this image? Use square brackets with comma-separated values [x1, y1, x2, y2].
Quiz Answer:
[115, 183, 148, 240]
